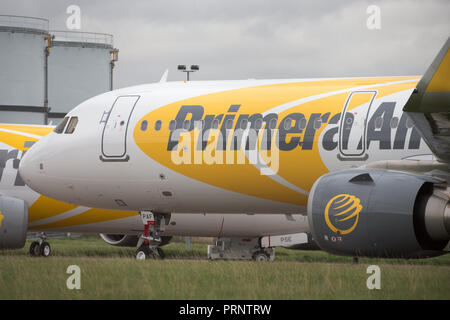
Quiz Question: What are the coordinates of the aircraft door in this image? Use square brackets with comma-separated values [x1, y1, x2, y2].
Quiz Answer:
[101, 95, 140, 161]
[338, 91, 377, 161]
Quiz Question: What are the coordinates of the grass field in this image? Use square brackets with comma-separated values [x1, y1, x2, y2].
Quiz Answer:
[0, 237, 449, 299]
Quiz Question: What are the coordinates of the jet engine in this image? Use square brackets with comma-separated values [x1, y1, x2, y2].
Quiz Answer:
[0, 196, 28, 249]
[307, 169, 450, 258]
[100, 234, 173, 247]
[99, 234, 140, 247]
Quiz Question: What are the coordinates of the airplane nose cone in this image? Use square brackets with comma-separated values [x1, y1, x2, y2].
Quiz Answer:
[18, 138, 48, 193]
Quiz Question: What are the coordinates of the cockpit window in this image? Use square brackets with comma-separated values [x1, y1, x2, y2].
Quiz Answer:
[54, 117, 69, 134]
[65, 117, 79, 134]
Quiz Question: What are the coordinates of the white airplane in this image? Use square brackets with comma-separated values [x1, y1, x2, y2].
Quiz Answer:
[0, 124, 311, 259]
[19, 37, 450, 260]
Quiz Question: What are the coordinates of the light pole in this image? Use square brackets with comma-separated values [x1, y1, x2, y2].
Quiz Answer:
[178, 64, 199, 81]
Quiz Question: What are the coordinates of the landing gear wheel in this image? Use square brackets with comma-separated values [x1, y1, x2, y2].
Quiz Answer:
[136, 245, 151, 260]
[253, 252, 269, 262]
[29, 241, 40, 256]
[39, 242, 51, 257]
[155, 247, 165, 259]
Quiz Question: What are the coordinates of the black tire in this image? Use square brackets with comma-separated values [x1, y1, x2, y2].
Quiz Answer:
[135, 245, 151, 260]
[39, 242, 51, 257]
[156, 247, 165, 259]
[29, 241, 40, 256]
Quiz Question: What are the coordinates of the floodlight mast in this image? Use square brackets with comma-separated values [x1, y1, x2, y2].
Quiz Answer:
[177, 64, 199, 81]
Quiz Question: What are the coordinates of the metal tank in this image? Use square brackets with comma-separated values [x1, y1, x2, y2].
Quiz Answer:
[0, 15, 49, 124]
[47, 31, 118, 124]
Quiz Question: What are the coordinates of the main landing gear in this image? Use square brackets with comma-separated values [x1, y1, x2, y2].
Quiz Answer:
[29, 233, 51, 257]
[135, 211, 170, 260]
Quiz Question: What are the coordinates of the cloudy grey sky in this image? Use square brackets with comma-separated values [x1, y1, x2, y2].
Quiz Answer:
[1, 0, 449, 89]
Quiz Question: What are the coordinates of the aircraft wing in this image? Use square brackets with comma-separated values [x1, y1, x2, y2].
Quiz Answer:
[403, 37, 450, 163]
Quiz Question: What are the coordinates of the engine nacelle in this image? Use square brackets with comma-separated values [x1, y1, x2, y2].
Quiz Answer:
[100, 234, 140, 247]
[307, 169, 449, 258]
[100, 234, 173, 247]
[0, 196, 28, 249]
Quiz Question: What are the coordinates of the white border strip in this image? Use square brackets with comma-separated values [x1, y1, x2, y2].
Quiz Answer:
[29, 206, 90, 227]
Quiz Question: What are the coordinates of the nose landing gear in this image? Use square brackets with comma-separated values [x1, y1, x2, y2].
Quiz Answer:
[135, 211, 169, 260]
[136, 245, 165, 260]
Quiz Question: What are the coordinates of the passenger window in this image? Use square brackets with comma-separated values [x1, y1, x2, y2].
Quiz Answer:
[169, 120, 176, 131]
[183, 120, 191, 130]
[212, 119, 220, 129]
[298, 118, 307, 130]
[284, 118, 292, 130]
[406, 118, 414, 129]
[239, 119, 248, 130]
[65, 117, 78, 134]
[375, 117, 383, 129]
[390, 117, 399, 129]
[255, 118, 263, 130]
[194, 120, 204, 129]
[226, 119, 234, 130]
[140, 120, 148, 131]
[269, 118, 277, 129]
[154, 120, 162, 131]
[54, 117, 69, 134]
[314, 118, 322, 130]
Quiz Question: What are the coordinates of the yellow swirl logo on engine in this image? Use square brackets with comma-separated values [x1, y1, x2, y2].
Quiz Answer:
[324, 194, 362, 235]
[0, 211, 4, 228]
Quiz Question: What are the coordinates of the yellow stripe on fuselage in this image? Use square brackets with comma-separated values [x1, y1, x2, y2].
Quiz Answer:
[28, 196, 78, 223]
[134, 77, 419, 206]
[29, 208, 137, 229]
[0, 130, 40, 151]
[275, 79, 419, 192]
[0, 124, 53, 137]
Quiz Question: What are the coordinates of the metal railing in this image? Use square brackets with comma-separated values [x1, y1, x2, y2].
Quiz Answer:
[51, 30, 114, 46]
[0, 14, 49, 31]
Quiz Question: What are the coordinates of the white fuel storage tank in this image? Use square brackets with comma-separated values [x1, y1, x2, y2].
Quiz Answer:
[47, 31, 118, 123]
[0, 15, 49, 124]
[0, 16, 118, 125]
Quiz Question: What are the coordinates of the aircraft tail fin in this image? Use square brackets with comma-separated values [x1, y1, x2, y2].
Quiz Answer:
[403, 36, 450, 162]
[404, 36, 450, 113]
